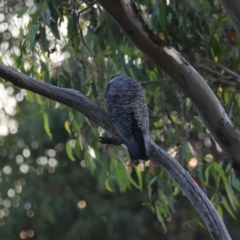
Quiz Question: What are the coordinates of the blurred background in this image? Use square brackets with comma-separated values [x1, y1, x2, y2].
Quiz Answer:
[0, 0, 240, 239]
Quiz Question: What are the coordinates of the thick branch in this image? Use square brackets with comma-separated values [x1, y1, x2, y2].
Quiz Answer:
[0, 63, 231, 240]
[97, 0, 240, 177]
[0, 64, 121, 144]
[150, 141, 231, 240]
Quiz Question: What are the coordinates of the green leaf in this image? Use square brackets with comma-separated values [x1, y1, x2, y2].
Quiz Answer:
[221, 196, 236, 219]
[64, 120, 71, 135]
[204, 163, 214, 188]
[52, 3, 63, 20]
[128, 173, 140, 190]
[114, 162, 130, 192]
[26, 90, 34, 102]
[66, 140, 75, 161]
[155, 203, 167, 232]
[27, 23, 40, 48]
[45, 8, 51, 26]
[216, 205, 223, 219]
[232, 174, 240, 192]
[170, 115, 182, 125]
[105, 179, 114, 192]
[191, 117, 203, 133]
[74, 137, 81, 158]
[159, 3, 166, 30]
[166, 129, 178, 144]
[134, 165, 143, 191]
[36, 94, 44, 105]
[85, 152, 94, 174]
[212, 162, 227, 184]
[225, 183, 238, 210]
[43, 113, 52, 139]
[16, 7, 28, 18]
[153, 119, 163, 128]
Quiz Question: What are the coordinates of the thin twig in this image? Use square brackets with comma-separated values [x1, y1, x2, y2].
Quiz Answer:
[78, 1, 97, 15]
[76, 3, 101, 76]
[205, 58, 240, 81]
[198, 64, 223, 76]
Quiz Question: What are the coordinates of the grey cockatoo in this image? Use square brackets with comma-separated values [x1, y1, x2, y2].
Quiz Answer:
[104, 75, 150, 160]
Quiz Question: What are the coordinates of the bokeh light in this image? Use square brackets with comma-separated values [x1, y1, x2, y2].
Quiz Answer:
[205, 154, 213, 162]
[78, 200, 87, 209]
[3, 165, 12, 175]
[20, 164, 29, 174]
[7, 189, 15, 198]
[188, 158, 198, 170]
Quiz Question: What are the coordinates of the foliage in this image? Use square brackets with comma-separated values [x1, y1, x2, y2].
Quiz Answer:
[0, 0, 240, 239]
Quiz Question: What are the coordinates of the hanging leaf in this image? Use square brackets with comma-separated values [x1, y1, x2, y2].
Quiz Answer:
[128, 173, 140, 190]
[216, 205, 223, 219]
[43, 113, 52, 139]
[191, 117, 203, 133]
[26, 90, 34, 102]
[166, 129, 179, 144]
[232, 174, 240, 192]
[155, 202, 167, 232]
[105, 179, 114, 192]
[66, 140, 75, 161]
[225, 183, 238, 210]
[36, 94, 44, 105]
[64, 120, 71, 135]
[221, 196, 236, 219]
[16, 7, 28, 18]
[135, 165, 143, 191]
[85, 152, 94, 174]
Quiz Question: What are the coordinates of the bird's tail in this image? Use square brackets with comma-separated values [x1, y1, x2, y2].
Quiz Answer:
[122, 135, 150, 161]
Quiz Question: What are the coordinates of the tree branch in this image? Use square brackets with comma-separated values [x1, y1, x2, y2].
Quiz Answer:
[97, 0, 240, 177]
[0, 64, 121, 143]
[0, 63, 231, 240]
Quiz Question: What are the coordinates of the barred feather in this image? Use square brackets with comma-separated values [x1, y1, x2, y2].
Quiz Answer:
[104, 75, 150, 160]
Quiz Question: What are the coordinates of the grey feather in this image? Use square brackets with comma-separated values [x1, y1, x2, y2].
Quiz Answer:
[104, 75, 150, 160]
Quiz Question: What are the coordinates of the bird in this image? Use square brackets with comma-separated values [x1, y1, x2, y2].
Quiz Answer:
[104, 75, 150, 161]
